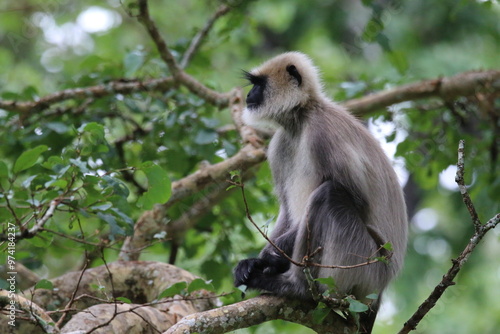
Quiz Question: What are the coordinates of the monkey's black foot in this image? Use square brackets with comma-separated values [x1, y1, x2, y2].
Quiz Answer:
[234, 258, 267, 288]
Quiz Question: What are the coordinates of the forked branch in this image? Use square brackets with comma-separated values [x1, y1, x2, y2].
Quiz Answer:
[398, 141, 500, 334]
[136, 0, 230, 107]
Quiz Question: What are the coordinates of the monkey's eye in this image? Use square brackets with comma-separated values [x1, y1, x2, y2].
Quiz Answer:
[286, 64, 302, 86]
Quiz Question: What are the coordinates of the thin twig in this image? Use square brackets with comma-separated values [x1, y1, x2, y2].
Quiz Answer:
[27, 199, 59, 235]
[55, 258, 90, 328]
[455, 139, 482, 230]
[180, 4, 231, 69]
[85, 253, 119, 334]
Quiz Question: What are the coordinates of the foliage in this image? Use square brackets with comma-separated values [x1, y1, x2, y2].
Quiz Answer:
[0, 0, 499, 333]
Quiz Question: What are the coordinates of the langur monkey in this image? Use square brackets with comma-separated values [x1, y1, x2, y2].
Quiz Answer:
[234, 52, 408, 333]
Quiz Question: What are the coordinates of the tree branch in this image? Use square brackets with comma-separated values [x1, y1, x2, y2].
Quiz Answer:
[165, 295, 354, 334]
[344, 70, 500, 116]
[180, 4, 231, 69]
[398, 141, 500, 334]
[0, 77, 175, 115]
[136, 0, 230, 107]
[455, 139, 481, 230]
[19, 199, 59, 238]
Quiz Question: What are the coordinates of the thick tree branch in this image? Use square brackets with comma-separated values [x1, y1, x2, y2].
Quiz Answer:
[344, 70, 500, 116]
[398, 142, 500, 334]
[165, 295, 353, 334]
[22, 261, 216, 331]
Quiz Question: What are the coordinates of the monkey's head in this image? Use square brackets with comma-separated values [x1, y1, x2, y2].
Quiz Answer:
[242, 52, 324, 130]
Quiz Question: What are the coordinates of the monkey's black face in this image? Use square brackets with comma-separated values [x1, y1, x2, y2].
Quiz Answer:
[243, 71, 267, 109]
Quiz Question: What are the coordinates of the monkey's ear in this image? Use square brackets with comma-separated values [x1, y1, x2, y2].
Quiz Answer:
[286, 64, 302, 86]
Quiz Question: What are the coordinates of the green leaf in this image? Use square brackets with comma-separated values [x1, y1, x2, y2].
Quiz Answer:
[21, 85, 38, 100]
[387, 50, 409, 75]
[0, 161, 9, 178]
[21, 175, 38, 189]
[376, 33, 391, 52]
[315, 277, 336, 289]
[13, 145, 49, 173]
[374, 256, 390, 264]
[312, 306, 331, 324]
[187, 278, 215, 294]
[69, 158, 89, 173]
[83, 122, 105, 140]
[35, 279, 53, 290]
[366, 293, 379, 300]
[91, 202, 113, 211]
[46, 122, 70, 134]
[116, 297, 132, 304]
[41, 156, 65, 171]
[137, 162, 171, 209]
[194, 129, 218, 145]
[44, 178, 68, 189]
[124, 50, 145, 77]
[200, 117, 220, 128]
[381, 242, 393, 251]
[347, 297, 369, 313]
[101, 176, 130, 198]
[27, 232, 54, 248]
[236, 284, 247, 294]
[158, 281, 187, 299]
[97, 212, 125, 240]
[362, 18, 383, 43]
